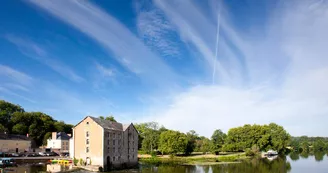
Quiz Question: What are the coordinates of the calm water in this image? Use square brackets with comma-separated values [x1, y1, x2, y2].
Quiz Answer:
[3, 153, 328, 173]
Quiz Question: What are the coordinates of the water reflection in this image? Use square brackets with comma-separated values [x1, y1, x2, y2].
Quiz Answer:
[314, 152, 325, 162]
[138, 157, 291, 173]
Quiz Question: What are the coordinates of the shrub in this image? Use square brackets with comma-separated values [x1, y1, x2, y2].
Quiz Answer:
[73, 157, 78, 166]
[79, 158, 84, 166]
[98, 167, 103, 172]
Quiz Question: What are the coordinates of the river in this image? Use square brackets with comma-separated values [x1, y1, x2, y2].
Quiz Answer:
[2, 152, 328, 173]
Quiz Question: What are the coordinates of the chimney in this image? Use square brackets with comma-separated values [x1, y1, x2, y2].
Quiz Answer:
[67, 134, 72, 137]
[52, 132, 57, 140]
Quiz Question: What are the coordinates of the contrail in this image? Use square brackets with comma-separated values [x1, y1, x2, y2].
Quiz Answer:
[212, 0, 222, 85]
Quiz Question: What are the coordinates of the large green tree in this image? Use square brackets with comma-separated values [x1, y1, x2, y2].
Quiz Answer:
[158, 130, 188, 155]
[185, 130, 198, 155]
[211, 129, 226, 155]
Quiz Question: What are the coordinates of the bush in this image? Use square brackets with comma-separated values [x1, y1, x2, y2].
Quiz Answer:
[218, 155, 238, 162]
[73, 157, 78, 166]
[79, 158, 84, 166]
[245, 145, 260, 157]
[98, 166, 103, 172]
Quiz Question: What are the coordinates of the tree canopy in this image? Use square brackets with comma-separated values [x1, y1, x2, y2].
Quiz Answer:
[158, 130, 188, 155]
[0, 100, 73, 146]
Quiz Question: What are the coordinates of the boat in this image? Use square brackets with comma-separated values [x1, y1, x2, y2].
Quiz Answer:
[0, 158, 17, 167]
[266, 150, 278, 156]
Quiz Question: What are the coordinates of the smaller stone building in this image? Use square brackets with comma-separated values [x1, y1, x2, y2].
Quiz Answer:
[47, 132, 71, 153]
[72, 116, 138, 171]
[0, 133, 33, 153]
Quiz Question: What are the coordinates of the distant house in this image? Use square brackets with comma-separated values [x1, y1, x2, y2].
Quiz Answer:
[47, 132, 71, 153]
[71, 116, 138, 171]
[0, 133, 35, 153]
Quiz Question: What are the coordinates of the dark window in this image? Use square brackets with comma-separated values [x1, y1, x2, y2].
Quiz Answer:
[86, 139, 89, 144]
[113, 140, 115, 145]
[86, 147, 89, 153]
[86, 131, 89, 137]
[86, 122, 89, 125]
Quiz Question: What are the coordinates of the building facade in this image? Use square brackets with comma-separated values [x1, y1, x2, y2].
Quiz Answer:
[47, 132, 71, 153]
[0, 133, 32, 153]
[72, 116, 138, 171]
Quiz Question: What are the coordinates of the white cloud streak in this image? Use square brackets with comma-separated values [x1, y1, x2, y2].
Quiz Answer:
[28, 0, 178, 86]
[143, 0, 328, 137]
[5, 35, 84, 82]
[0, 64, 34, 86]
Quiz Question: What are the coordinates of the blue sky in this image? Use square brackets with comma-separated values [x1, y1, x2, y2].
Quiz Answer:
[1, 0, 328, 137]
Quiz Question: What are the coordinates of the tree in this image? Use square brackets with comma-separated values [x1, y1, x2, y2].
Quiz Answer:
[200, 138, 212, 154]
[0, 124, 8, 132]
[12, 123, 28, 135]
[158, 130, 188, 155]
[211, 129, 226, 155]
[0, 100, 24, 132]
[99, 115, 117, 122]
[105, 115, 117, 122]
[135, 122, 163, 152]
[313, 139, 326, 152]
[185, 130, 198, 155]
[300, 141, 310, 153]
[224, 123, 290, 153]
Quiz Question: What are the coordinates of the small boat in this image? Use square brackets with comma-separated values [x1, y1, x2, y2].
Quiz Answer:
[0, 158, 17, 167]
[266, 150, 278, 156]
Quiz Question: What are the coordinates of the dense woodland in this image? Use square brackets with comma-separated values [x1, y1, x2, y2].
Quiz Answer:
[0, 100, 73, 146]
[1, 100, 328, 156]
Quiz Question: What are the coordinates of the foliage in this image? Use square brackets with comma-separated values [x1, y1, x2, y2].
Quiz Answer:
[79, 158, 84, 166]
[0, 100, 73, 146]
[135, 122, 166, 153]
[73, 157, 79, 166]
[158, 130, 188, 155]
[245, 145, 260, 157]
[185, 130, 198, 155]
[199, 138, 212, 154]
[313, 139, 326, 152]
[224, 123, 291, 153]
[99, 115, 117, 122]
[211, 129, 226, 155]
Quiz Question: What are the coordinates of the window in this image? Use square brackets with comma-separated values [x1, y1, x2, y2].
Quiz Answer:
[86, 122, 89, 125]
[113, 157, 115, 161]
[132, 148, 134, 152]
[86, 131, 89, 137]
[113, 147, 115, 152]
[107, 140, 109, 145]
[113, 133, 116, 139]
[86, 139, 89, 145]
[107, 132, 110, 138]
[113, 140, 115, 145]
[86, 147, 89, 153]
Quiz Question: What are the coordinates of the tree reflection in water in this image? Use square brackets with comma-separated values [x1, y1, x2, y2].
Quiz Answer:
[139, 156, 291, 173]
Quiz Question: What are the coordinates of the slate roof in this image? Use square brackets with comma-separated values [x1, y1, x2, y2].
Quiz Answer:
[55, 132, 71, 140]
[0, 133, 31, 141]
[89, 116, 124, 131]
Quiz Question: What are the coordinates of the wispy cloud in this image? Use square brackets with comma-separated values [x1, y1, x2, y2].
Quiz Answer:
[141, 0, 328, 137]
[3, 83, 30, 92]
[0, 86, 35, 103]
[5, 35, 84, 82]
[0, 64, 34, 85]
[136, 0, 180, 58]
[27, 0, 178, 86]
[95, 62, 115, 77]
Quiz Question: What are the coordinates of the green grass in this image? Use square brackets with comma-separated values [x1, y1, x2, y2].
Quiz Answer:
[139, 153, 249, 165]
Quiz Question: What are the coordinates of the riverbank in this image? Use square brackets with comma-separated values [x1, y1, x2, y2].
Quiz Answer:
[138, 152, 249, 165]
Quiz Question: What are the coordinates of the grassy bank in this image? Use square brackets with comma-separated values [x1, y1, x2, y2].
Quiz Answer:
[139, 152, 249, 165]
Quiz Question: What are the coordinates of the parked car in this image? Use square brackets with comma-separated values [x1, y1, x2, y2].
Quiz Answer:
[10, 153, 19, 157]
[26, 153, 40, 157]
[38, 152, 47, 156]
[45, 152, 59, 156]
[60, 152, 69, 157]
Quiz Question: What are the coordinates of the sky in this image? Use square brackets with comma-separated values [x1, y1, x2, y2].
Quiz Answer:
[1, 0, 328, 137]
